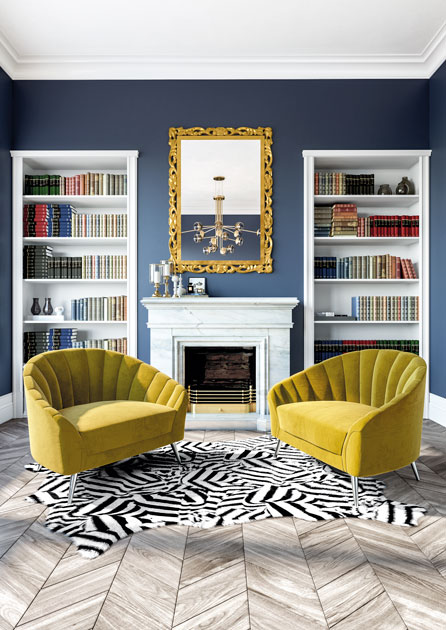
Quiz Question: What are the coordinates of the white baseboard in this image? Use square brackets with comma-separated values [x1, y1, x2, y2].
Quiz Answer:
[0, 393, 13, 424]
[429, 393, 446, 428]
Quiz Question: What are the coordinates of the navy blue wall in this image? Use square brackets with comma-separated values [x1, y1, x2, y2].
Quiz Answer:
[429, 61, 446, 397]
[0, 67, 12, 396]
[12, 79, 429, 373]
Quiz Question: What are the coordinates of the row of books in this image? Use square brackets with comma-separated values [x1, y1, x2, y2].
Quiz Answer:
[314, 339, 420, 363]
[72, 213, 127, 238]
[23, 247, 127, 279]
[70, 296, 127, 321]
[315, 173, 375, 195]
[24, 329, 78, 361]
[314, 256, 417, 279]
[24, 173, 127, 196]
[351, 296, 419, 321]
[23, 204, 75, 237]
[72, 337, 127, 353]
[357, 216, 419, 237]
[82, 255, 127, 279]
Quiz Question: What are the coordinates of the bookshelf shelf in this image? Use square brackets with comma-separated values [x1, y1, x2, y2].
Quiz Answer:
[23, 320, 127, 325]
[23, 279, 127, 283]
[314, 279, 419, 284]
[23, 237, 127, 245]
[12, 150, 138, 417]
[304, 149, 430, 407]
[314, 194, 419, 208]
[314, 237, 419, 246]
[315, 320, 420, 324]
[23, 195, 128, 209]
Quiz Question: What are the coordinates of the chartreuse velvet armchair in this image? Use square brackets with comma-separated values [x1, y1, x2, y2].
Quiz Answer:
[268, 349, 427, 507]
[23, 349, 188, 503]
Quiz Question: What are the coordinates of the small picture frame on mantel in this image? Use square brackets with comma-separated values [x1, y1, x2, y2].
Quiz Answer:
[187, 277, 207, 296]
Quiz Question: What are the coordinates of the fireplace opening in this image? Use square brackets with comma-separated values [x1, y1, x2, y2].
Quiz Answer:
[185, 346, 256, 413]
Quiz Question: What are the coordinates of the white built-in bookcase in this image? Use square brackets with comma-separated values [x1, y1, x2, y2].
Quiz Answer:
[11, 150, 138, 417]
[303, 150, 430, 396]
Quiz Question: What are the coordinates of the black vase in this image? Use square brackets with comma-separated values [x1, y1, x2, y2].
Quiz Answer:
[31, 298, 41, 315]
[43, 298, 53, 315]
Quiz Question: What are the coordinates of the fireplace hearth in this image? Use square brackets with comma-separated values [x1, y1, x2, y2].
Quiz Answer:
[185, 346, 256, 413]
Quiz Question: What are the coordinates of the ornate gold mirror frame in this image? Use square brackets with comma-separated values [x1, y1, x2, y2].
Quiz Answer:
[168, 126, 273, 273]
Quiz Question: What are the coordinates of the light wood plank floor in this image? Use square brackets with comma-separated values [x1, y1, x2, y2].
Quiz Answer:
[0, 418, 445, 629]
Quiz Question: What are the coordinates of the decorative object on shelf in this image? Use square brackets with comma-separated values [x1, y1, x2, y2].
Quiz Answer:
[377, 184, 392, 195]
[149, 263, 162, 297]
[188, 277, 207, 295]
[160, 260, 173, 297]
[171, 273, 179, 298]
[178, 274, 186, 297]
[396, 176, 415, 195]
[168, 126, 273, 274]
[182, 176, 260, 256]
[42, 298, 53, 315]
[31, 298, 41, 315]
[54, 306, 64, 317]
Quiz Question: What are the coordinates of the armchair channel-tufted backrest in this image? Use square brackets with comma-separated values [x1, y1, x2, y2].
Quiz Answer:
[274, 349, 426, 409]
[23, 348, 186, 411]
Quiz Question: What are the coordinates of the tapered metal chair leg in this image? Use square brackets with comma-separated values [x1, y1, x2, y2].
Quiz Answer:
[351, 475, 359, 508]
[274, 439, 281, 459]
[171, 442, 182, 465]
[68, 473, 78, 505]
[411, 461, 421, 481]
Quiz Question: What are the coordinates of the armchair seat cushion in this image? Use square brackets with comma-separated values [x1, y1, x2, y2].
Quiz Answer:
[61, 400, 176, 455]
[277, 400, 377, 455]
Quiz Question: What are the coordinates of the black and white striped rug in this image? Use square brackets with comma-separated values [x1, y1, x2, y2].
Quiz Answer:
[26, 435, 426, 558]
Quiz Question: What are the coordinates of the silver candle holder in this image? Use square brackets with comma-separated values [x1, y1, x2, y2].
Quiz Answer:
[160, 260, 173, 297]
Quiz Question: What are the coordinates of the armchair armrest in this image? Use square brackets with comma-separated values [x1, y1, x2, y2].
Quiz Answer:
[342, 372, 426, 477]
[268, 363, 327, 435]
[25, 385, 84, 475]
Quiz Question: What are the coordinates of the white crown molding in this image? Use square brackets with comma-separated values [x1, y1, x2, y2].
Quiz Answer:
[422, 21, 446, 77]
[0, 30, 18, 78]
[0, 26, 445, 80]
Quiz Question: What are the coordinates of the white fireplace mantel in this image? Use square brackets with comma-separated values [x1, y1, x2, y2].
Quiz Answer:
[140, 297, 299, 417]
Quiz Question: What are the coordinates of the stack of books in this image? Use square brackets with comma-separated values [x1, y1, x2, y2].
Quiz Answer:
[314, 206, 333, 237]
[72, 213, 127, 238]
[351, 296, 419, 321]
[331, 204, 358, 236]
[24, 173, 127, 196]
[24, 328, 78, 361]
[72, 338, 127, 353]
[70, 296, 127, 321]
[314, 255, 417, 279]
[314, 339, 419, 363]
[357, 215, 419, 237]
[23, 204, 76, 237]
[23, 245, 53, 279]
[315, 172, 374, 195]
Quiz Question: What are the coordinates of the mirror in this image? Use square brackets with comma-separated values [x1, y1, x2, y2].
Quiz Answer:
[168, 127, 273, 273]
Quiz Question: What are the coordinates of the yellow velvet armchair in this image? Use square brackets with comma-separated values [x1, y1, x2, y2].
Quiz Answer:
[23, 348, 188, 503]
[268, 349, 427, 507]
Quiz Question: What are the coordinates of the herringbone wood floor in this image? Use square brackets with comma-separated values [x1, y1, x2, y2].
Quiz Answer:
[0, 419, 446, 629]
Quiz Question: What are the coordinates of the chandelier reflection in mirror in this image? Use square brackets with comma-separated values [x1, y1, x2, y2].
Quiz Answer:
[182, 176, 260, 256]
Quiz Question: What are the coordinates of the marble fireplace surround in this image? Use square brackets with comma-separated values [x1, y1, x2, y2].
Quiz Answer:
[141, 297, 299, 420]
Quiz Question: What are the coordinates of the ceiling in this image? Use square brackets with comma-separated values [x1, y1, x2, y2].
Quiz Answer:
[0, 0, 445, 80]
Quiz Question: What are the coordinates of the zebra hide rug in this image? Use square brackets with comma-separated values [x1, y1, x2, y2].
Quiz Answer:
[26, 435, 426, 558]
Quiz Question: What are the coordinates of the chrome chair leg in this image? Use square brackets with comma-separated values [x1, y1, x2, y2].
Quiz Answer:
[411, 461, 420, 481]
[274, 438, 281, 459]
[351, 475, 359, 508]
[68, 473, 78, 505]
[171, 442, 182, 465]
